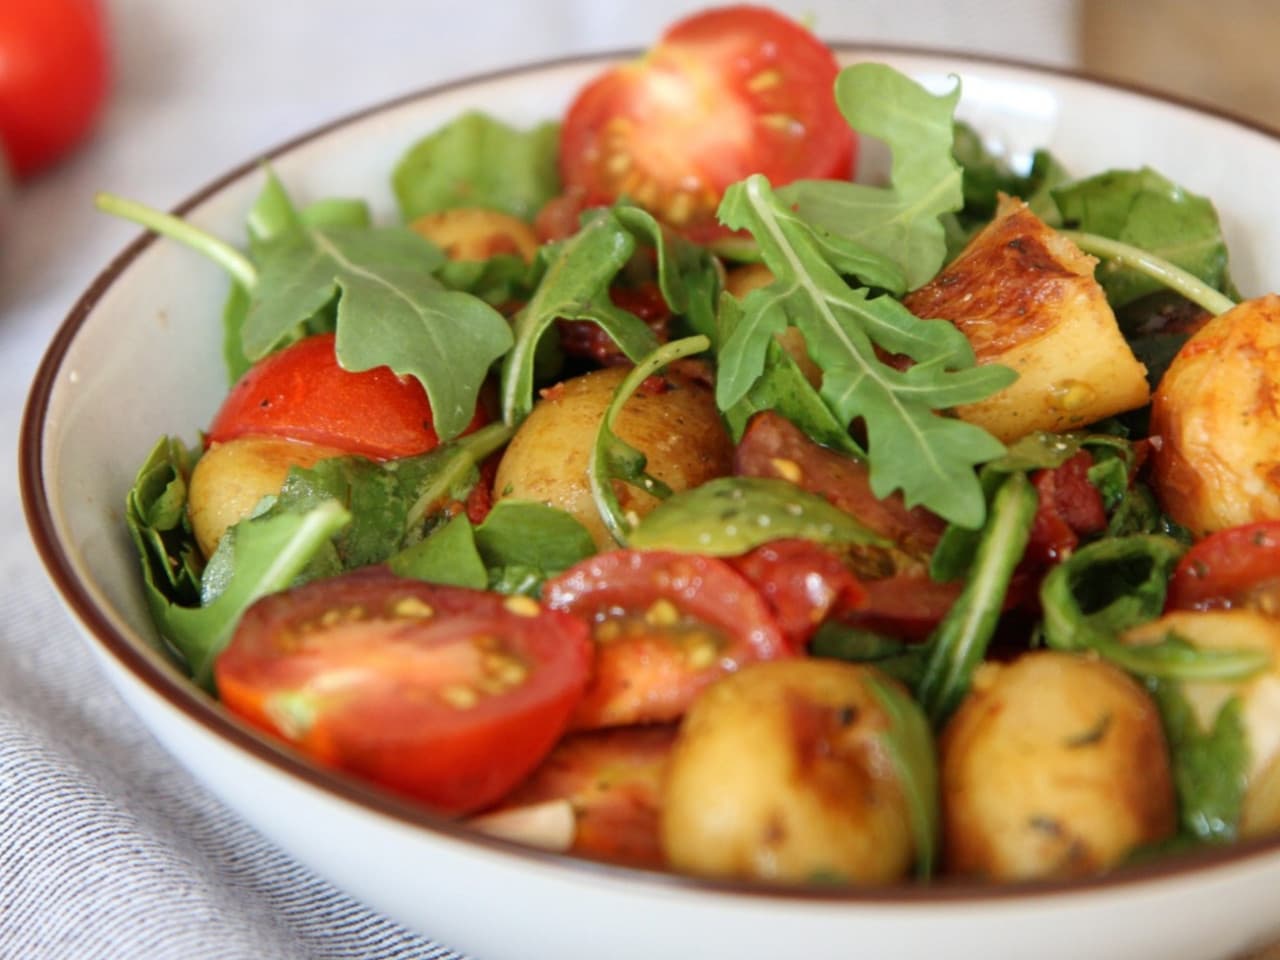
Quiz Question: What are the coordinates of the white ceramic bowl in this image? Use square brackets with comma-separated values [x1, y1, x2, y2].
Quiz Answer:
[22, 48, 1280, 960]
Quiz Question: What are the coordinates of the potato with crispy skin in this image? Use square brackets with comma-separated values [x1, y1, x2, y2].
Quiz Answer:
[494, 365, 734, 548]
[1124, 609, 1280, 837]
[187, 435, 348, 557]
[940, 651, 1175, 880]
[904, 196, 1150, 442]
[661, 659, 923, 885]
[1148, 295, 1280, 536]
[409, 207, 539, 262]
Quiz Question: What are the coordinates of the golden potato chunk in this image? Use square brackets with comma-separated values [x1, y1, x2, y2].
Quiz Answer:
[661, 659, 923, 885]
[1124, 609, 1280, 837]
[188, 435, 348, 557]
[940, 651, 1175, 880]
[1148, 295, 1280, 536]
[409, 207, 538, 262]
[493, 365, 734, 549]
[904, 196, 1150, 442]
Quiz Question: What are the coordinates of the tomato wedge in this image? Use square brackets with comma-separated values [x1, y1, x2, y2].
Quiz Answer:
[215, 568, 592, 815]
[1166, 521, 1280, 614]
[207, 333, 487, 460]
[543, 549, 789, 728]
[559, 5, 854, 241]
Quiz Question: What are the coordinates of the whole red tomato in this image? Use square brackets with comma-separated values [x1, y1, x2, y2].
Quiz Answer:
[0, 0, 110, 178]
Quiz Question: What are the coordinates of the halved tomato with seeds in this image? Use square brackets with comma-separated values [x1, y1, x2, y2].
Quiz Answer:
[215, 567, 592, 815]
[559, 5, 854, 241]
[543, 549, 789, 729]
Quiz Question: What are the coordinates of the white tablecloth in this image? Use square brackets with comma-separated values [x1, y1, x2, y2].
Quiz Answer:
[0, 2, 1074, 956]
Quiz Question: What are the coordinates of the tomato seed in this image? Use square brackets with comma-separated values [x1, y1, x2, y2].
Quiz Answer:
[503, 595, 541, 618]
[440, 684, 480, 710]
[391, 596, 434, 619]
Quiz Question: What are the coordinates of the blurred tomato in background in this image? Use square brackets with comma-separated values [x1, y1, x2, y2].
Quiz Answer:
[0, 0, 110, 178]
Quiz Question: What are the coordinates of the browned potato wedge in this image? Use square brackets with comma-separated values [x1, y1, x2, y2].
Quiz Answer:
[904, 196, 1149, 442]
[1124, 609, 1280, 837]
[1148, 295, 1280, 536]
[940, 651, 1175, 880]
[188, 435, 348, 557]
[493, 365, 734, 549]
[409, 207, 539, 262]
[660, 659, 920, 885]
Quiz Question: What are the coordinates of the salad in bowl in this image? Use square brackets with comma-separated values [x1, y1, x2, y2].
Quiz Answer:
[25, 4, 1280, 956]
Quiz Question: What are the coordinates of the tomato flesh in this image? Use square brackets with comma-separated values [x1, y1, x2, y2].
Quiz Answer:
[1166, 521, 1280, 615]
[559, 5, 854, 240]
[207, 333, 486, 460]
[215, 568, 592, 815]
[543, 549, 789, 728]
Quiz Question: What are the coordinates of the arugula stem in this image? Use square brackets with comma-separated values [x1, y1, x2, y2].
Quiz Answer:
[96, 192, 259, 291]
[403, 422, 515, 533]
[916, 471, 1037, 727]
[1061, 230, 1236, 317]
[589, 335, 711, 546]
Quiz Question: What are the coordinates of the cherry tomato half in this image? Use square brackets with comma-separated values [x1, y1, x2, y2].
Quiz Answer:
[215, 568, 593, 815]
[1166, 521, 1280, 614]
[207, 333, 486, 460]
[0, 0, 110, 178]
[543, 549, 789, 729]
[559, 5, 854, 241]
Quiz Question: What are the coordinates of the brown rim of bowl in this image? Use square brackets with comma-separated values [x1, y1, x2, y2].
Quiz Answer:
[19, 42, 1280, 906]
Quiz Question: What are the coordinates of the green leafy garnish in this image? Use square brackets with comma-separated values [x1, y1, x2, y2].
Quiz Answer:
[716, 174, 1015, 528]
[629, 476, 887, 555]
[392, 111, 560, 222]
[587, 335, 709, 545]
[1053, 167, 1232, 310]
[866, 675, 939, 878]
[777, 63, 964, 291]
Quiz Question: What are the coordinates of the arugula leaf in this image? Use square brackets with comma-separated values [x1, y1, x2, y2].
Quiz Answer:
[153, 501, 351, 691]
[392, 111, 560, 222]
[1148, 679, 1250, 843]
[777, 63, 964, 291]
[916, 471, 1038, 725]
[810, 623, 927, 689]
[629, 477, 887, 555]
[717, 174, 1015, 528]
[587, 336, 708, 545]
[866, 675, 939, 878]
[950, 121, 1068, 227]
[390, 501, 594, 596]
[125, 436, 204, 608]
[1053, 168, 1230, 310]
[242, 225, 513, 441]
[500, 208, 663, 425]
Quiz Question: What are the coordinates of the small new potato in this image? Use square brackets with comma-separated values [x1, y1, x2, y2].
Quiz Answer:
[188, 435, 347, 557]
[661, 659, 923, 885]
[1148, 294, 1280, 536]
[904, 197, 1150, 442]
[494, 365, 735, 548]
[940, 651, 1175, 880]
[409, 207, 539, 262]
[1124, 609, 1280, 837]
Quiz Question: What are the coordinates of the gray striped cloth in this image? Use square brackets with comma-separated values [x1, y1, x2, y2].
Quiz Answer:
[0, 550, 466, 960]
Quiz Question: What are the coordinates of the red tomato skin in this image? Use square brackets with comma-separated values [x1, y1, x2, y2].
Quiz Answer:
[559, 5, 853, 240]
[207, 333, 486, 460]
[1166, 521, 1280, 613]
[215, 568, 593, 815]
[727, 538, 867, 649]
[0, 0, 110, 177]
[1024, 451, 1109, 567]
[543, 549, 789, 729]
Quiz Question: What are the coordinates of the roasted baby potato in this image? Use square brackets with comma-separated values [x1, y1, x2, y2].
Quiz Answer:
[1148, 295, 1280, 536]
[1123, 609, 1280, 837]
[904, 196, 1150, 442]
[187, 435, 347, 557]
[409, 207, 539, 262]
[940, 651, 1175, 880]
[661, 659, 924, 885]
[494, 365, 735, 548]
